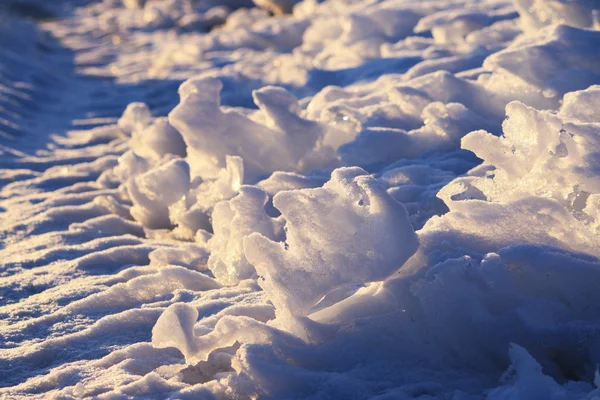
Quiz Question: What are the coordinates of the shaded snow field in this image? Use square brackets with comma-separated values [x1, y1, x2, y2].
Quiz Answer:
[1, 0, 600, 398]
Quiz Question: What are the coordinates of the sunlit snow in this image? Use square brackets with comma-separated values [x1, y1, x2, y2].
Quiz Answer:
[1, 0, 600, 399]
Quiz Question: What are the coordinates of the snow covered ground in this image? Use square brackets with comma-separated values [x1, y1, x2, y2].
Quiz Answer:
[1, 0, 600, 398]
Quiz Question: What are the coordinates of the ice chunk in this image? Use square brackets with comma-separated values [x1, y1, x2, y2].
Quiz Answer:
[559, 85, 600, 123]
[113, 150, 151, 183]
[482, 25, 600, 109]
[169, 155, 244, 238]
[208, 186, 279, 285]
[429, 88, 600, 255]
[460, 99, 600, 208]
[415, 7, 516, 46]
[409, 71, 500, 121]
[118, 102, 153, 136]
[148, 245, 209, 271]
[257, 171, 328, 197]
[244, 167, 418, 338]
[513, 0, 600, 33]
[153, 303, 285, 365]
[128, 158, 191, 229]
[152, 303, 201, 364]
[379, 163, 456, 229]
[338, 100, 496, 167]
[129, 117, 186, 161]
[487, 344, 569, 400]
[168, 77, 323, 181]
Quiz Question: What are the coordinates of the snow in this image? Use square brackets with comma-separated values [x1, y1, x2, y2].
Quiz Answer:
[245, 166, 419, 339]
[1, 0, 600, 399]
[208, 185, 280, 285]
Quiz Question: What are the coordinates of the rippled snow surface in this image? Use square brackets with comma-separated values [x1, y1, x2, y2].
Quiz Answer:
[2, 0, 600, 399]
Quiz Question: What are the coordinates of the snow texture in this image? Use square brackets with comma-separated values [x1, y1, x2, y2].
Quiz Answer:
[1, 0, 600, 399]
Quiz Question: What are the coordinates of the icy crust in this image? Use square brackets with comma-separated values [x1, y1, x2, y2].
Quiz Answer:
[207, 185, 282, 286]
[152, 95, 600, 398]
[481, 24, 600, 111]
[146, 246, 600, 399]
[144, 88, 600, 399]
[102, 77, 342, 240]
[168, 77, 327, 180]
[4, 0, 600, 399]
[106, 23, 600, 234]
[98, 2, 600, 215]
[244, 167, 418, 338]
[88, 4, 600, 399]
[429, 85, 600, 255]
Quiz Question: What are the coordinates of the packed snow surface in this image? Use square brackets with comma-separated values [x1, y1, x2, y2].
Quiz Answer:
[1, 0, 600, 399]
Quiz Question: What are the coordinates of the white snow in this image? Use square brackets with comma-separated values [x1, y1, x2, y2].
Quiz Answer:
[1, 0, 600, 399]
